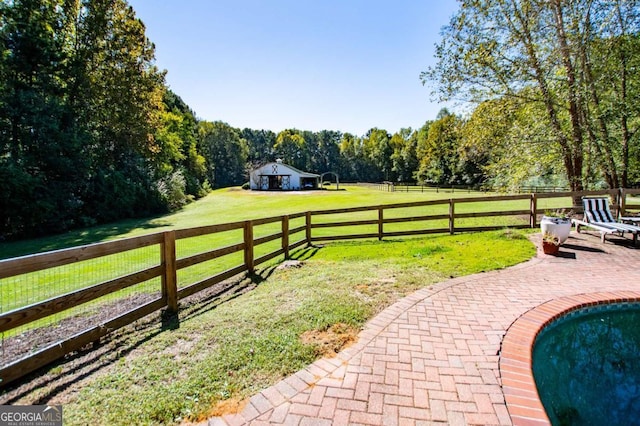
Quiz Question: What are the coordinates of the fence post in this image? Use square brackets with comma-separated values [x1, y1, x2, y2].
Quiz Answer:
[244, 220, 254, 273]
[305, 211, 312, 246]
[449, 199, 455, 235]
[530, 193, 538, 228]
[161, 231, 178, 313]
[378, 207, 384, 240]
[619, 188, 626, 218]
[282, 215, 290, 259]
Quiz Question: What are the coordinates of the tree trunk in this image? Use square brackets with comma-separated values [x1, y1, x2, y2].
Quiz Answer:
[511, 5, 581, 194]
[618, 39, 630, 189]
[578, 6, 619, 189]
[551, 0, 584, 193]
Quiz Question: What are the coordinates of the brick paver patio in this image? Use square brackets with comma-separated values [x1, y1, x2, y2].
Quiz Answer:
[208, 232, 640, 425]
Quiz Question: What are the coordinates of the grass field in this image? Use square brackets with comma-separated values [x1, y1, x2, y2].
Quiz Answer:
[0, 185, 548, 424]
[0, 186, 445, 258]
[0, 185, 568, 350]
[0, 186, 544, 424]
[3, 229, 535, 425]
[0, 184, 570, 259]
[0, 185, 556, 319]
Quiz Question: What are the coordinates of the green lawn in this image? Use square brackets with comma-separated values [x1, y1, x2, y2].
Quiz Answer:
[1, 185, 549, 424]
[1, 184, 564, 259]
[0, 185, 568, 334]
[0, 185, 574, 260]
[8, 229, 535, 425]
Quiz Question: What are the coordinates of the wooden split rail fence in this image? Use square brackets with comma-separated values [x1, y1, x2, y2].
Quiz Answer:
[1, 188, 639, 387]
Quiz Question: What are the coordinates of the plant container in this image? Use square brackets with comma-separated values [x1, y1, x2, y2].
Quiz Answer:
[540, 216, 571, 244]
[542, 241, 560, 255]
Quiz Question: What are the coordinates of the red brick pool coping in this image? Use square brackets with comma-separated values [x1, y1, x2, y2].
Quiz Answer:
[499, 291, 640, 425]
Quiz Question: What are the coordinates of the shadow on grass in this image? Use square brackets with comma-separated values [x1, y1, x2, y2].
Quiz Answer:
[0, 308, 174, 405]
[0, 217, 173, 260]
[178, 246, 322, 323]
[290, 245, 321, 261]
[1, 282, 248, 404]
[0, 246, 322, 405]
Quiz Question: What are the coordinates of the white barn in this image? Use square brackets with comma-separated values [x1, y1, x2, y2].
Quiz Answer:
[249, 160, 320, 191]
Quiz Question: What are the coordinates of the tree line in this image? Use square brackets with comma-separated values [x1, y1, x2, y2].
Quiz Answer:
[0, 0, 479, 240]
[0, 0, 203, 238]
[1, 0, 639, 240]
[424, 0, 640, 194]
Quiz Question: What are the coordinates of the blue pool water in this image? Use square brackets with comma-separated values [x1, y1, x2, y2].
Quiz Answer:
[532, 303, 640, 426]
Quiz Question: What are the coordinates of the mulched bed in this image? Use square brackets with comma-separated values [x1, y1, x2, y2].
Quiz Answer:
[0, 272, 262, 405]
[1, 293, 159, 366]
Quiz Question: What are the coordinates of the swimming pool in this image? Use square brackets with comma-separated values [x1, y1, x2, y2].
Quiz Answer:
[532, 303, 640, 425]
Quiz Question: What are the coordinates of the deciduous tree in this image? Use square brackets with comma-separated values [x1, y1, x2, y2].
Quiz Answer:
[274, 129, 307, 170]
[415, 110, 463, 185]
[423, 0, 640, 192]
[390, 128, 418, 183]
[200, 121, 248, 188]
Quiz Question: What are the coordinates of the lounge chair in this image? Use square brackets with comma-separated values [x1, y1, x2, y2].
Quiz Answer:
[620, 215, 640, 226]
[573, 197, 640, 245]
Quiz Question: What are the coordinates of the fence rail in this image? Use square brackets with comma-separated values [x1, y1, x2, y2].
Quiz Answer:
[380, 182, 579, 194]
[379, 182, 479, 193]
[1, 188, 639, 387]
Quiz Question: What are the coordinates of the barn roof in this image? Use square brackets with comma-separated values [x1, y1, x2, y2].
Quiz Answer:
[256, 162, 320, 178]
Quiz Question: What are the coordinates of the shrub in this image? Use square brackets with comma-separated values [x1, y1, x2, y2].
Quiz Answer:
[157, 171, 188, 211]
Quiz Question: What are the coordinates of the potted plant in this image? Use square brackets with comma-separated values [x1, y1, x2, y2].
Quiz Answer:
[542, 232, 560, 255]
[540, 210, 572, 244]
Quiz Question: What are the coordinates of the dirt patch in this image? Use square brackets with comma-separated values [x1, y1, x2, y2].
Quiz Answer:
[200, 397, 249, 419]
[276, 260, 305, 270]
[300, 323, 359, 357]
[355, 276, 398, 298]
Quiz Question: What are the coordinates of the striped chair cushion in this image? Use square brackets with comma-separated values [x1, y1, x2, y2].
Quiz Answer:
[583, 197, 616, 223]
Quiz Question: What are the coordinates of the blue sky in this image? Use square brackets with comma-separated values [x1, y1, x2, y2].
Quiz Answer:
[127, 0, 459, 136]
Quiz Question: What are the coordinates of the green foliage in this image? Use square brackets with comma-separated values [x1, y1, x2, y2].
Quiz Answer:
[157, 170, 190, 211]
[199, 121, 249, 188]
[363, 128, 393, 181]
[242, 128, 276, 164]
[461, 97, 564, 190]
[0, 0, 170, 238]
[0, 0, 90, 236]
[274, 129, 307, 170]
[338, 132, 370, 181]
[423, 0, 640, 190]
[311, 130, 342, 173]
[415, 110, 466, 185]
[158, 90, 207, 198]
[390, 128, 418, 182]
[0, 1, 220, 238]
